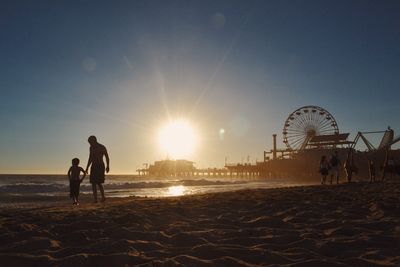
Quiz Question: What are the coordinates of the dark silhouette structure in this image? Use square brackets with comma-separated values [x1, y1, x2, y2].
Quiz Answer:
[260, 107, 400, 182]
[142, 160, 195, 177]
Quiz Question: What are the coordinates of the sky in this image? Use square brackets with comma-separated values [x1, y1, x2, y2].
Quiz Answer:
[1, 0, 400, 174]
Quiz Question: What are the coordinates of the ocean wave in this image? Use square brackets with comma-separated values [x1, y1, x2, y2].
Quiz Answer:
[0, 179, 249, 194]
[0, 183, 66, 193]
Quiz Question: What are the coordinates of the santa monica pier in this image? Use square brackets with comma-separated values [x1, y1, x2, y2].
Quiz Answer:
[138, 105, 400, 181]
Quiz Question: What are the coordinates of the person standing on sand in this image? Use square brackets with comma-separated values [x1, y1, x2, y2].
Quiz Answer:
[68, 158, 86, 205]
[319, 155, 329, 185]
[329, 151, 342, 184]
[368, 159, 376, 182]
[344, 149, 357, 183]
[86, 135, 110, 203]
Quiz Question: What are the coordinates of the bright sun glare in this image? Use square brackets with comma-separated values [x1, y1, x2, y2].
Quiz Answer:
[168, 185, 186, 196]
[158, 120, 197, 159]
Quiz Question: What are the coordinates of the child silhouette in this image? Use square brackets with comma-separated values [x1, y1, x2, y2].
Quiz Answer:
[68, 158, 86, 205]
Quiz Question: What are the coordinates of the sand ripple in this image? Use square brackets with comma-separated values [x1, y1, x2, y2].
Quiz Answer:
[1, 182, 400, 266]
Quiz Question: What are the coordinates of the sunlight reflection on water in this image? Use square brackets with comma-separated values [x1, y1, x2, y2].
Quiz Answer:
[167, 185, 186, 196]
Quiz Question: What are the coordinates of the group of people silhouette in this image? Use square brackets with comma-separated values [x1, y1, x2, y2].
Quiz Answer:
[319, 150, 369, 184]
[67, 136, 110, 205]
[319, 151, 342, 184]
[320, 149, 399, 185]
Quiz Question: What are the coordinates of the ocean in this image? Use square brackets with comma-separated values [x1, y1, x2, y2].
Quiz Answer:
[0, 174, 309, 203]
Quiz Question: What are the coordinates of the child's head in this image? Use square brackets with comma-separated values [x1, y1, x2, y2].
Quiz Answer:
[72, 158, 80, 166]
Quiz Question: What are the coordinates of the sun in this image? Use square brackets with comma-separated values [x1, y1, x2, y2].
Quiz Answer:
[158, 120, 198, 159]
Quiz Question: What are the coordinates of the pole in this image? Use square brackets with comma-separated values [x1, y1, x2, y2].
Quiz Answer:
[273, 134, 277, 160]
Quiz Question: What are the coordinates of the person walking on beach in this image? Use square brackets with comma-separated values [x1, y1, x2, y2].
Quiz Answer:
[329, 151, 341, 184]
[68, 158, 86, 205]
[85, 135, 110, 203]
[319, 155, 329, 184]
[344, 149, 357, 183]
[368, 159, 376, 182]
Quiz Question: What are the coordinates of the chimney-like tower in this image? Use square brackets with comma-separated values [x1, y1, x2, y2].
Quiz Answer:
[272, 134, 277, 160]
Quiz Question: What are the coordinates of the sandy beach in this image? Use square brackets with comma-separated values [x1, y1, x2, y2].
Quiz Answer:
[1, 182, 399, 266]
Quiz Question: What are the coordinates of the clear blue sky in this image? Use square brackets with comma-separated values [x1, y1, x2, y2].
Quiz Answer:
[1, 0, 399, 173]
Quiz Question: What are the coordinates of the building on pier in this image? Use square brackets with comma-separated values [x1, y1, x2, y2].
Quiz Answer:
[137, 159, 195, 177]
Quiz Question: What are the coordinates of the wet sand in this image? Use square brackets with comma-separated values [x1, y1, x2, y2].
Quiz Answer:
[1, 182, 399, 266]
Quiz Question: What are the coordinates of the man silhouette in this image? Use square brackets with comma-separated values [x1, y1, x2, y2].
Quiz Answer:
[330, 151, 341, 184]
[86, 135, 110, 202]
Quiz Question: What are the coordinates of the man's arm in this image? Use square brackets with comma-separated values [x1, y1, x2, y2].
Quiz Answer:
[104, 148, 110, 173]
[80, 167, 86, 182]
[86, 152, 92, 173]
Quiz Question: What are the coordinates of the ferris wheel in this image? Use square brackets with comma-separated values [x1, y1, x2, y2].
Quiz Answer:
[282, 106, 339, 151]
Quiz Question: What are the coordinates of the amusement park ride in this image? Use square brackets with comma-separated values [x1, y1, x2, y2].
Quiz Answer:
[263, 105, 400, 180]
[266, 105, 399, 157]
